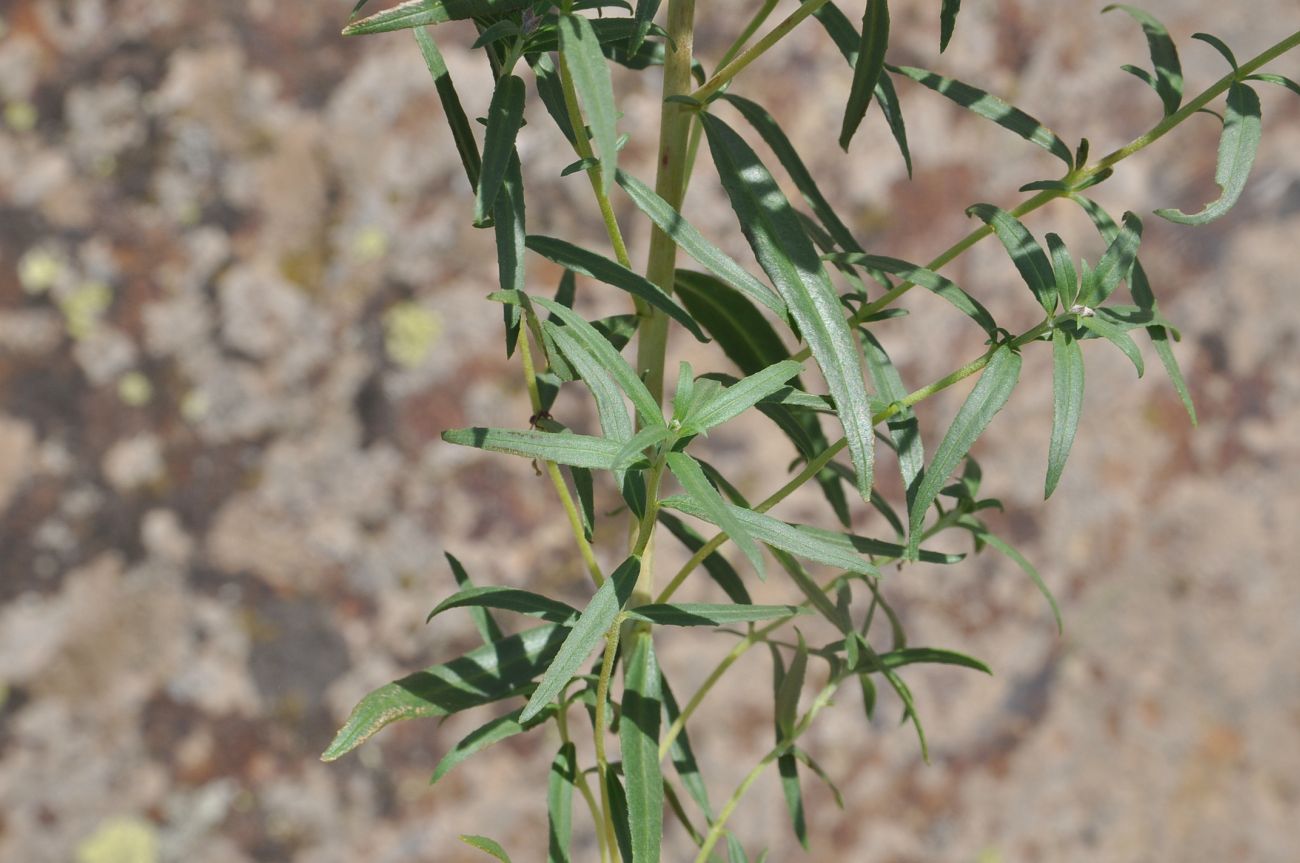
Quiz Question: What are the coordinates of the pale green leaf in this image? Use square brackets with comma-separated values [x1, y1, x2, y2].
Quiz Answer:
[442, 426, 641, 471]
[344, 0, 532, 35]
[966, 204, 1058, 313]
[560, 13, 620, 197]
[620, 630, 663, 863]
[1155, 83, 1261, 225]
[1046, 328, 1084, 499]
[1103, 4, 1183, 115]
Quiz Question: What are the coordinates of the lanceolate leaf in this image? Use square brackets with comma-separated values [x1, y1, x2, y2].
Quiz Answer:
[525, 235, 707, 341]
[1046, 328, 1084, 499]
[495, 152, 526, 355]
[521, 555, 640, 722]
[445, 552, 504, 644]
[840, 0, 890, 151]
[828, 252, 998, 335]
[657, 510, 753, 604]
[1045, 233, 1078, 311]
[702, 113, 876, 500]
[431, 704, 557, 784]
[559, 13, 620, 197]
[872, 646, 992, 674]
[627, 603, 806, 627]
[322, 624, 569, 761]
[606, 770, 635, 863]
[940, 0, 962, 52]
[443, 426, 642, 471]
[667, 452, 765, 577]
[1103, 4, 1183, 116]
[620, 630, 663, 863]
[343, 0, 532, 35]
[906, 345, 1022, 559]
[412, 27, 481, 190]
[874, 73, 913, 176]
[475, 75, 527, 227]
[682, 360, 804, 435]
[547, 743, 577, 863]
[1246, 73, 1300, 98]
[546, 323, 634, 445]
[529, 295, 664, 428]
[1079, 315, 1144, 376]
[1084, 211, 1142, 306]
[616, 171, 785, 316]
[460, 835, 514, 863]
[1155, 82, 1262, 225]
[629, 0, 662, 54]
[861, 332, 923, 511]
[771, 640, 808, 848]
[891, 65, 1074, 167]
[959, 516, 1062, 632]
[661, 672, 714, 819]
[966, 204, 1058, 313]
[427, 585, 580, 625]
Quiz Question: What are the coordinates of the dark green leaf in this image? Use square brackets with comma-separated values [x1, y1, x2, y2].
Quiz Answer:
[862, 332, 924, 514]
[1150, 326, 1197, 425]
[1046, 328, 1084, 500]
[322, 624, 568, 761]
[495, 151, 526, 355]
[521, 555, 640, 722]
[959, 517, 1061, 632]
[621, 630, 663, 863]
[940, 0, 961, 52]
[627, 603, 806, 627]
[445, 552, 504, 645]
[873, 646, 992, 674]
[840, 0, 890, 150]
[1245, 73, 1300, 98]
[616, 171, 785, 316]
[775, 632, 808, 740]
[1045, 233, 1078, 311]
[667, 452, 766, 577]
[793, 748, 844, 808]
[344, 0, 533, 35]
[559, 13, 620, 197]
[472, 19, 521, 50]
[572, 466, 596, 541]
[661, 671, 714, 819]
[1079, 315, 1144, 376]
[875, 72, 913, 176]
[906, 346, 1022, 559]
[432, 704, 556, 784]
[658, 511, 753, 604]
[966, 204, 1058, 313]
[1191, 32, 1238, 70]
[702, 113, 875, 499]
[532, 53, 577, 145]
[1155, 83, 1261, 225]
[475, 75, 526, 227]
[891, 64, 1073, 167]
[442, 426, 641, 471]
[682, 360, 804, 436]
[828, 252, 997, 335]
[1103, 4, 1183, 115]
[629, 0, 661, 54]
[412, 27, 481, 190]
[770, 640, 807, 848]
[427, 585, 580, 625]
[1084, 211, 1142, 306]
[547, 743, 577, 863]
[460, 834, 514, 863]
[526, 235, 707, 341]
[606, 769, 636, 863]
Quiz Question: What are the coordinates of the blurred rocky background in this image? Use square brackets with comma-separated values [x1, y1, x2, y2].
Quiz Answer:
[1, 1, 1297, 861]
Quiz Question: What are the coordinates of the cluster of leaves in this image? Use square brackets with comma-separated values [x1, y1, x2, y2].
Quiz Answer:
[324, 1, 1298, 860]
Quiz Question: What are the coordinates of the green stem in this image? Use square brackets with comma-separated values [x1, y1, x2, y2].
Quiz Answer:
[688, 0, 831, 103]
[519, 324, 606, 587]
[555, 695, 610, 863]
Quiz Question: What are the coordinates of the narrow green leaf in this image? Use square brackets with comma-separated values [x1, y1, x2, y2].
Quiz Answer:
[413, 27, 481, 190]
[792, 748, 845, 809]
[966, 204, 1058, 313]
[682, 360, 804, 436]
[906, 346, 1022, 559]
[939, 0, 961, 51]
[1245, 73, 1300, 98]
[606, 770, 636, 863]
[475, 75, 526, 227]
[442, 426, 641, 471]
[627, 603, 805, 627]
[521, 556, 640, 722]
[322, 624, 568, 761]
[874, 72, 913, 176]
[770, 641, 807, 848]
[1078, 315, 1144, 376]
[1103, 4, 1183, 115]
[873, 646, 993, 675]
[616, 171, 785, 316]
[661, 495, 881, 576]
[432, 704, 556, 785]
[546, 323, 634, 445]
[828, 253, 998, 335]
[702, 113, 875, 499]
[862, 332, 924, 514]
[495, 151, 526, 355]
[613, 424, 673, 472]
[959, 517, 1061, 632]
[1191, 32, 1238, 70]
[775, 633, 808, 740]
[560, 13, 620, 197]
[1084, 211, 1143, 306]
[721, 95, 862, 253]
[658, 511, 753, 604]
[726, 833, 750, 863]
[1046, 328, 1084, 499]
[427, 585, 580, 625]
[460, 834, 514, 863]
[344, 0, 532, 35]
[892, 64, 1073, 166]
[621, 630, 663, 863]
[1155, 82, 1262, 225]
[530, 295, 664, 428]
[1045, 233, 1078, 311]
[532, 53, 577, 145]
[445, 552, 504, 645]
[629, 0, 662, 54]
[526, 235, 707, 341]
[840, 0, 890, 150]
[471, 19, 520, 50]
[661, 671, 714, 819]
[1150, 326, 1197, 425]
[572, 466, 596, 541]
[667, 452, 765, 578]
[547, 743, 577, 863]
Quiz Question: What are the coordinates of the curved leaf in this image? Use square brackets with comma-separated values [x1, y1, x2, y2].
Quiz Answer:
[461, 835, 514, 863]
[702, 113, 876, 499]
[940, 0, 961, 52]
[1103, 4, 1183, 115]
[495, 151, 526, 355]
[322, 624, 568, 761]
[862, 331, 923, 513]
[344, 0, 532, 35]
[906, 346, 1022, 559]
[627, 603, 806, 626]
[827, 252, 998, 335]
[427, 585, 580, 625]
[840, 0, 890, 151]
[475, 75, 527, 227]
[1046, 328, 1084, 499]
[873, 646, 992, 674]
[521, 555, 641, 721]
[959, 517, 1061, 632]
[1083, 211, 1142, 306]
[445, 552, 504, 645]
[966, 204, 1058, 313]
[432, 704, 557, 784]
[413, 27, 481, 190]
[1155, 82, 1261, 225]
